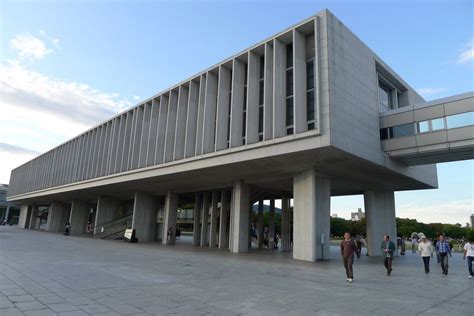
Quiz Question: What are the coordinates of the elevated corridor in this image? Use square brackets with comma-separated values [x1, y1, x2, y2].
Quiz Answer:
[379, 92, 474, 165]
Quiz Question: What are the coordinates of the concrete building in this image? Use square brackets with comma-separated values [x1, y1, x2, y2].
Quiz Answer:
[0, 184, 20, 224]
[351, 208, 365, 222]
[7, 10, 474, 261]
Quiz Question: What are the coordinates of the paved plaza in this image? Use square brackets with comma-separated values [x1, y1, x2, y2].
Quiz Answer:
[0, 226, 473, 316]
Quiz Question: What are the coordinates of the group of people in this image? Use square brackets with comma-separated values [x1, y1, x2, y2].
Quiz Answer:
[340, 232, 474, 283]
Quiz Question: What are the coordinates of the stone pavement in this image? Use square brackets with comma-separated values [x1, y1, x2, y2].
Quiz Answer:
[0, 226, 472, 316]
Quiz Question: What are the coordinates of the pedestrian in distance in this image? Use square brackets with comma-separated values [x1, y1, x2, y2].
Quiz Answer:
[86, 221, 92, 233]
[412, 237, 418, 253]
[381, 235, 396, 276]
[418, 236, 433, 273]
[355, 235, 362, 258]
[64, 222, 71, 236]
[341, 232, 360, 283]
[400, 236, 406, 255]
[463, 238, 474, 279]
[435, 234, 452, 275]
[167, 226, 174, 245]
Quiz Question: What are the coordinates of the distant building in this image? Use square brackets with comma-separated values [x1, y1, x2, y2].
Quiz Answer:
[351, 208, 365, 221]
[331, 213, 338, 218]
[0, 184, 20, 224]
[471, 214, 474, 228]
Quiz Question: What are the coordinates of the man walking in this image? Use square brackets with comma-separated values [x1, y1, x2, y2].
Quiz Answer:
[341, 232, 359, 283]
[418, 236, 433, 273]
[463, 237, 474, 278]
[381, 235, 396, 276]
[435, 234, 451, 275]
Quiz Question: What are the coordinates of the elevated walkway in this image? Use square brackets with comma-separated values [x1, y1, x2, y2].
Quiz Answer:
[379, 92, 474, 165]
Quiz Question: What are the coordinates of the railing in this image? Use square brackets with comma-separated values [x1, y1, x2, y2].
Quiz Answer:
[92, 214, 133, 239]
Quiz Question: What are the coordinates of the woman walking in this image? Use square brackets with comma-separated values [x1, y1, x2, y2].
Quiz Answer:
[418, 236, 433, 273]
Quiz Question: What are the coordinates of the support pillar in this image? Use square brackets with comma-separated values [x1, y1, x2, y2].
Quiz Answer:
[269, 199, 275, 240]
[132, 192, 158, 242]
[69, 200, 90, 235]
[46, 202, 69, 233]
[162, 191, 178, 245]
[219, 190, 230, 249]
[281, 197, 291, 251]
[28, 205, 37, 229]
[257, 200, 264, 248]
[209, 191, 219, 248]
[230, 180, 250, 253]
[18, 205, 29, 229]
[364, 190, 397, 256]
[5, 206, 10, 223]
[200, 192, 210, 247]
[192, 194, 202, 246]
[293, 168, 330, 261]
[94, 196, 120, 235]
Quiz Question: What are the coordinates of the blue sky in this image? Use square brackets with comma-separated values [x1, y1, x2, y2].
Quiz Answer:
[0, 0, 472, 224]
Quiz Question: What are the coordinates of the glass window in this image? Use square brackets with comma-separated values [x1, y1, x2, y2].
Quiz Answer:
[306, 60, 314, 89]
[446, 111, 474, 129]
[258, 106, 264, 134]
[242, 111, 246, 137]
[390, 123, 415, 138]
[380, 128, 389, 140]
[431, 118, 445, 131]
[286, 97, 294, 126]
[259, 80, 264, 105]
[286, 127, 294, 135]
[378, 83, 390, 112]
[286, 44, 293, 68]
[286, 69, 293, 97]
[306, 91, 315, 121]
[308, 122, 315, 130]
[259, 56, 265, 79]
[417, 121, 429, 133]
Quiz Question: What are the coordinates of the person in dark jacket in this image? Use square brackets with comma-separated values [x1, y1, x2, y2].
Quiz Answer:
[381, 235, 396, 276]
[341, 232, 360, 283]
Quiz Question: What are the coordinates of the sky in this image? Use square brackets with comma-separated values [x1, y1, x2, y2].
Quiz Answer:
[0, 0, 473, 225]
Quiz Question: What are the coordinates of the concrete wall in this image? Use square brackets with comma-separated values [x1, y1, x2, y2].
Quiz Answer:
[324, 10, 437, 187]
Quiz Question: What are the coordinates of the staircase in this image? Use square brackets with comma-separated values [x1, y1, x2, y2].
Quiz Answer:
[93, 214, 133, 239]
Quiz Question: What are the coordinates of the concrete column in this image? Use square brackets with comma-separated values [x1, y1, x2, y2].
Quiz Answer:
[264, 42, 274, 140]
[164, 90, 178, 163]
[46, 202, 69, 233]
[281, 197, 291, 252]
[293, 28, 307, 134]
[209, 191, 219, 248]
[230, 180, 250, 253]
[18, 205, 29, 229]
[174, 86, 189, 160]
[257, 200, 264, 248]
[219, 190, 230, 249]
[364, 190, 397, 256]
[293, 168, 330, 261]
[69, 200, 90, 235]
[185, 80, 199, 158]
[4, 206, 10, 222]
[269, 199, 275, 240]
[28, 205, 37, 229]
[215, 66, 231, 151]
[192, 193, 202, 246]
[246, 51, 260, 144]
[202, 72, 218, 154]
[200, 192, 210, 247]
[273, 38, 286, 138]
[162, 191, 178, 245]
[230, 59, 245, 148]
[94, 196, 120, 235]
[132, 192, 158, 242]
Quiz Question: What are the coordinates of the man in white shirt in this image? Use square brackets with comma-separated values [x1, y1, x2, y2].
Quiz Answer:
[463, 238, 474, 278]
[418, 236, 433, 273]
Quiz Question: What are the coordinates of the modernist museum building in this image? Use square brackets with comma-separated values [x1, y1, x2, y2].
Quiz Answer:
[7, 10, 473, 261]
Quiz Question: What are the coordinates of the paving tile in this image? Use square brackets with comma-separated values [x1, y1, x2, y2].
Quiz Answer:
[15, 301, 46, 312]
[1, 307, 24, 316]
[48, 303, 80, 313]
[24, 309, 58, 316]
[8, 294, 37, 302]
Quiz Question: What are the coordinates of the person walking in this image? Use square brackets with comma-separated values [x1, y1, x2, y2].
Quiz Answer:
[418, 236, 433, 273]
[381, 235, 396, 276]
[463, 238, 474, 278]
[435, 234, 452, 275]
[341, 232, 359, 283]
[412, 237, 418, 253]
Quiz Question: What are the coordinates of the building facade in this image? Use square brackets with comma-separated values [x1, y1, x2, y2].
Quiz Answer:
[7, 10, 474, 261]
[1, 184, 20, 224]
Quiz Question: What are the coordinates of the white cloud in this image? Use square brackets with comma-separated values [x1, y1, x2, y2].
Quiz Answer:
[416, 88, 447, 99]
[457, 39, 474, 64]
[0, 144, 39, 184]
[0, 62, 134, 181]
[39, 30, 61, 49]
[397, 199, 474, 225]
[10, 34, 53, 61]
[133, 95, 140, 101]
